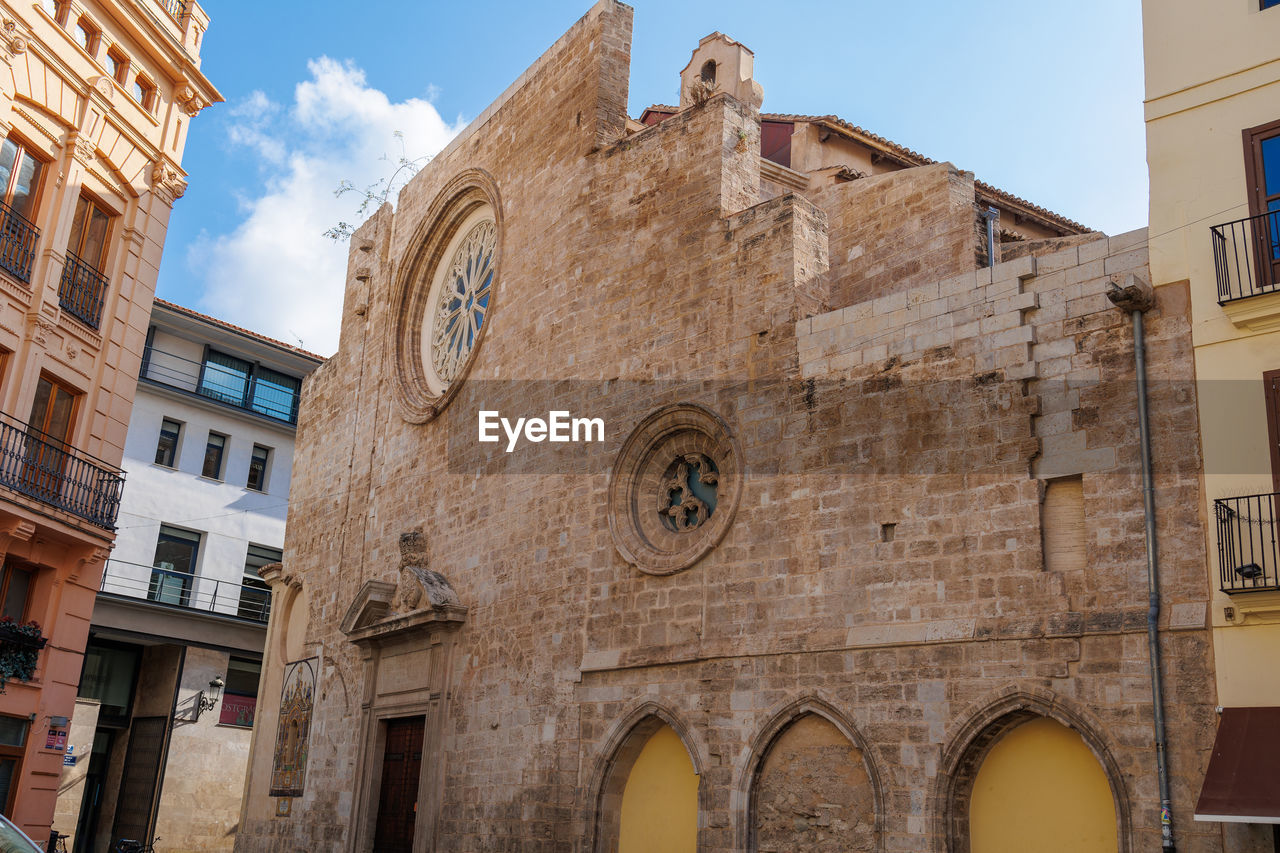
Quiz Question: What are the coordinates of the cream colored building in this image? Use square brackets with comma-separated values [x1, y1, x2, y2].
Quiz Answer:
[1143, 0, 1280, 839]
[0, 0, 218, 841]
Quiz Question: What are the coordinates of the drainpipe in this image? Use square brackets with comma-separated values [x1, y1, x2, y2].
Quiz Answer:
[980, 206, 999, 267]
[1106, 272, 1175, 852]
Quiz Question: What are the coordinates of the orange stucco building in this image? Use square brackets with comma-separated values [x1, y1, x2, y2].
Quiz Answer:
[0, 0, 218, 840]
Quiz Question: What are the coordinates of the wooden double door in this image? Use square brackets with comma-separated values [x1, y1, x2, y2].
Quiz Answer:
[373, 716, 425, 853]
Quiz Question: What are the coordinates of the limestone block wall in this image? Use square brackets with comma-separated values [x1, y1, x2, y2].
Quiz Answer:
[234, 3, 1218, 852]
[807, 163, 979, 312]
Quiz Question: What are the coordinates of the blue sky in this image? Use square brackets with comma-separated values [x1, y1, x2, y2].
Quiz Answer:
[163, 1, 1147, 355]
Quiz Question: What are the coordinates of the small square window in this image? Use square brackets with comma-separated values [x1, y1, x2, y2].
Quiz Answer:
[247, 445, 271, 492]
[155, 418, 181, 467]
[74, 17, 98, 55]
[201, 432, 226, 480]
[132, 75, 156, 112]
[106, 49, 128, 85]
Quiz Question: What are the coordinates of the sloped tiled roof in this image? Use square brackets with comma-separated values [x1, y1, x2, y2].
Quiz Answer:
[638, 105, 1090, 233]
[153, 298, 326, 363]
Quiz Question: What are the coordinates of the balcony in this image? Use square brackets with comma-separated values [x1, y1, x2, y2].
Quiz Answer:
[99, 559, 272, 623]
[0, 201, 39, 284]
[59, 251, 109, 329]
[1215, 492, 1280, 594]
[0, 413, 123, 529]
[140, 344, 301, 425]
[1211, 209, 1279, 303]
[159, 0, 187, 20]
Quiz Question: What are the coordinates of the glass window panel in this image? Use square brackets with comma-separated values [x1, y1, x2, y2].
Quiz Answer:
[78, 644, 139, 716]
[83, 204, 109, 268]
[246, 445, 270, 491]
[0, 568, 29, 623]
[198, 351, 251, 407]
[225, 657, 262, 696]
[153, 526, 199, 574]
[66, 196, 88, 260]
[131, 78, 144, 103]
[0, 718, 26, 749]
[1265, 134, 1280, 197]
[250, 368, 300, 421]
[0, 139, 17, 202]
[9, 152, 41, 220]
[155, 418, 180, 467]
[0, 758, 13, 818]
[201, 433, 225, 479]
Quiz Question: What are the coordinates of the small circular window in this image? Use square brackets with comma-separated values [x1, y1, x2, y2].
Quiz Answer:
[422, 207, 495, 395]
[608, 404, 742, 575]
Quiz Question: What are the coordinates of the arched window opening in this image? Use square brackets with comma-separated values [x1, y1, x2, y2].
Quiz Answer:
[700, 60, 716, 85]
[595, 717, 698, 852]
[968, 716, 1118, 853]
[751, 713, 875, 852]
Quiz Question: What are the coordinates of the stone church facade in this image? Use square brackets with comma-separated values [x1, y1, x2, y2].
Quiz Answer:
[237, 3, 1227, 851]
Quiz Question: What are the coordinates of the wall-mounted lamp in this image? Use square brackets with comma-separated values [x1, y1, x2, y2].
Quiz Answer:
[1235, 563, 1264, 581]
[194, 675, 225, 721]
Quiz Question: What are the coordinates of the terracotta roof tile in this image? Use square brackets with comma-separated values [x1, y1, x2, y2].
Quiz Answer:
[153, 298, 326, 363]
[639, 105, 1090, 233]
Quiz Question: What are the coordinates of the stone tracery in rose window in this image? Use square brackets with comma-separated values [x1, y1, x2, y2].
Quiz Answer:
[431, 219, 496, 383]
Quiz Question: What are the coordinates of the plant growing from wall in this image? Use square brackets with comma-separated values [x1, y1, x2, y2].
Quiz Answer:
[0, 617, 46, 691]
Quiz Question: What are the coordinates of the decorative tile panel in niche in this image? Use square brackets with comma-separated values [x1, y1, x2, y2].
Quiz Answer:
[269, 657, 316, 805]
[391, 169, 503, 423]
[608, 403, 742, 574]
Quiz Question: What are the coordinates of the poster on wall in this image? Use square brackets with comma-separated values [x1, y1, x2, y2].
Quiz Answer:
[269, 658, 317, 801]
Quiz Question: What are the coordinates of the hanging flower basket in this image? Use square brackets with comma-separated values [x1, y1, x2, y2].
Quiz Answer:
[0, 618, 46, 691]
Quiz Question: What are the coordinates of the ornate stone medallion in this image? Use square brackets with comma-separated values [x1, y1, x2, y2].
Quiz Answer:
[608, 403, 742, 575]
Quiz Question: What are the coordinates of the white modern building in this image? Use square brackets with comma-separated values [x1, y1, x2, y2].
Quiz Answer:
[53, 299, 322, 852]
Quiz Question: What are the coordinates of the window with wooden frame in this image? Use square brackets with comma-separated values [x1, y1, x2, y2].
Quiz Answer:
[66, 194, 112, 272]
[0, 714, 29, 817]
[21, 375, 79, 497]
[0, 560, 33, 623]
[131, 75, 156, 112]
[1244, 119, 1280, 286]
[106, 48, 129, 86]
[73, 17, 99, 56]
[27, 375, 77, 445]
[0, 136, 46, 222]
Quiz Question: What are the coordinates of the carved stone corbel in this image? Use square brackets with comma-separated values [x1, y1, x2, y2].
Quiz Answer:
[175, 83, 207, 118]
[65, 130, 95, 167]
[150, 160, 188, 206]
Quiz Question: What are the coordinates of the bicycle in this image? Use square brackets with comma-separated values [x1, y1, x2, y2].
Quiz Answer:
[40, 830, 68, 853]
[112, 837, 160, 853]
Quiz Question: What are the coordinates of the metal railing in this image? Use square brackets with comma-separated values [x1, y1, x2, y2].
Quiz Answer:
[99, 558, 272, 623]
[1211, 209, 1280, 303]
[140, 345, 301, 424]
[0, 200, 40, 284]
[59, 251, 109, 329]
[159, 0, 187, 21]
[1215, 492, 1280, 594]
[0, 412, 123, 529]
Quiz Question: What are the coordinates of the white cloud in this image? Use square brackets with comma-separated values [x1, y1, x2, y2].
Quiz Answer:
[189, 58, 464, 356]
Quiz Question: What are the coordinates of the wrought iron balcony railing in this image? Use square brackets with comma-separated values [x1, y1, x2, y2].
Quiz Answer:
[1211, 209, 1280, 303]
[1216, 492, 1280, 594]
[159, 0, 187, 21]
[99, 558, 272, 623]
[0, 200, 39, 284]
[0, 412, 123, 529]
[59, 251, 109, 329]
